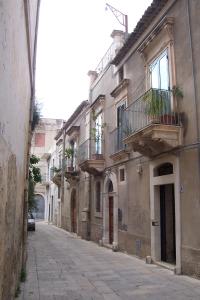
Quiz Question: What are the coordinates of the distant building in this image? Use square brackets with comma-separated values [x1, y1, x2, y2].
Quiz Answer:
[31, 118, 64, 221]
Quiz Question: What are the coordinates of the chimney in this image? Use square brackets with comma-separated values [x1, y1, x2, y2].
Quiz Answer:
[88, 70, 98, 87]
[111, 30, 125, 53]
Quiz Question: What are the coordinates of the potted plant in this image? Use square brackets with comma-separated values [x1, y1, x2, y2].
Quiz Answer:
[65, 147, 74, 171]
[143, 89, 168, 123]
[160, 86, 183, 125]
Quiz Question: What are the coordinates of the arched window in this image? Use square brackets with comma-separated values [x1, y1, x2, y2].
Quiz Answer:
[154, 162, 173, 177]
[96, 181, 101, 212]
[108, 179, 113, 193]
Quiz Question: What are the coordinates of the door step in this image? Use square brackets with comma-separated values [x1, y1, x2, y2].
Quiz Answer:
[154, 261, 176, 272]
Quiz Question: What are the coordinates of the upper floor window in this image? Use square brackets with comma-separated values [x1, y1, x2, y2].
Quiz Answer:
[34, 133, 45, 147]
[95, 112, 103, 154]
[149, 50, 169, 91]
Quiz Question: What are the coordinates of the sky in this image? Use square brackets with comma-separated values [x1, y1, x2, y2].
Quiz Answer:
[35, 0, 152, 120]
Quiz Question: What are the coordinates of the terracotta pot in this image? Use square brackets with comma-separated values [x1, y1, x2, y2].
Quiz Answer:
[160, 114, 177, 125]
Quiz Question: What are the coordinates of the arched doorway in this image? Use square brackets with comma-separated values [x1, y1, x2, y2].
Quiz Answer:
[34, 194, 45, 220]
[103, 172, 118, 248]
[71, 189, 77, 233]
[150, 156, 181, 273]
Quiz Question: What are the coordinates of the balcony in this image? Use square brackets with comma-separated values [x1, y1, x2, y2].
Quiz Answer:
[110, 127, 129, 161]
[78, 139, 105, 175]
[64, 158, 79, 182]
[123, 89, 183, 157]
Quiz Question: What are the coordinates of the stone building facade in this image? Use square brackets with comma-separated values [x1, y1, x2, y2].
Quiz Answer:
[53, 101, 90, 239]
[31, 118, 63, 221]
[83, 0, 200, 278]
[0, 0, 40, 299]
[53, 0, 200, 279]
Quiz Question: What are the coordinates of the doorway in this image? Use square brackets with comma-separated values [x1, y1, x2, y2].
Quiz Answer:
[71, 190, 77, 233]
[150, 157, 181, 273]
[160, 184, 176, 264]
[109, 196, 114, 244]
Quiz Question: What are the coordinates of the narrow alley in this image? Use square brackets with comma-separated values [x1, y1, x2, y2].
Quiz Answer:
[19, 223, 200, 300]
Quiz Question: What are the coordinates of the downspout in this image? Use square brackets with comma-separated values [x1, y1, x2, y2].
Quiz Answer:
[61, 129, 66, 228]
[186, 0, 200, 181]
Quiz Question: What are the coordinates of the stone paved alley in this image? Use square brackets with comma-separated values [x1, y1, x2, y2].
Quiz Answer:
[19, 222, 200, 300]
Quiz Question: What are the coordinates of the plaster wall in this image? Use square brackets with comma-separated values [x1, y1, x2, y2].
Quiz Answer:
[0, 0, 39, 298]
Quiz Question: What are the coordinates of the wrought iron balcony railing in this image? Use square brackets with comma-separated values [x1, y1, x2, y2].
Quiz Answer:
[123, 88, 180, 138]
[64, 157, 78, 172]
[78, 138, 104, 165]
[109, 127, 126, 155]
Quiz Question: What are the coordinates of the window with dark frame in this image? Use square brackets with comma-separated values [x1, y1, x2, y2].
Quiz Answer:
[118, 66, 124, 82]
[95, 181, 101, 213]
[119, 168, 125, 182]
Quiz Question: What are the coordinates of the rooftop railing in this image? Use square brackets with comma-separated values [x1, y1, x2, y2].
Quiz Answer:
[123, 88, 180, 138]
[95, 42, 116, 75]
[109, 127, 126, 155]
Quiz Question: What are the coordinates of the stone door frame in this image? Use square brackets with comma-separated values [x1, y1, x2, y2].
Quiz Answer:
[150, 155, 181, 274]
[102, 172, 118, 249]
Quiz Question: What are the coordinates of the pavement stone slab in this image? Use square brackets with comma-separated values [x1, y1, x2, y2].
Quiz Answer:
[19, 222, 200, 300]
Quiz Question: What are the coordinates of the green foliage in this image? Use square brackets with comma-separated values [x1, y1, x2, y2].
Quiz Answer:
[28, 154, 41, 212]
[90, 123, 106, 141]
[50, 166, 61, 173]
[31, 102, 41, 131]
[15, 284, 21, 298]
[143, 89, 168, 117]
[20, 268, 26, 282]
[172, 86, 183, 98]
[65, 147, 74, 159]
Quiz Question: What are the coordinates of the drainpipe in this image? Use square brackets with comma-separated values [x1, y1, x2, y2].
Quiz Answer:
[61, 129, 66, 228]
[186, 0, 200, 184]
[86, 174, 92, 240]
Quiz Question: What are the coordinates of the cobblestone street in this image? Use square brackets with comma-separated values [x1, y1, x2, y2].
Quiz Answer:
[19, 222, 200, 300]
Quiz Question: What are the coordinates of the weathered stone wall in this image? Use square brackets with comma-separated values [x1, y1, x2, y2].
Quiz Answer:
[87, 0, 200, 278]
[0, 0, 39, 298]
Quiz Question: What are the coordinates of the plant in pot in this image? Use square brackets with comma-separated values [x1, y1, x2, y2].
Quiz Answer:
[160, 86, 183, 125]
[65, 147, 74, 171]
[143, 89, 168, 124]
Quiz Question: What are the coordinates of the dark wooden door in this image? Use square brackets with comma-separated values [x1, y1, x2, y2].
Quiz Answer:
[71, 197, 77, 233]
[160, 184, 176, 263]
[109, 196, 113, 244]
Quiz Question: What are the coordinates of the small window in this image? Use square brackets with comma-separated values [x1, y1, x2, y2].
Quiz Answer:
[118, 66, 124, 82]
[95, 181, 101, 212]
[35, 133, 45, 147]
[119, 168, 125, 182]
